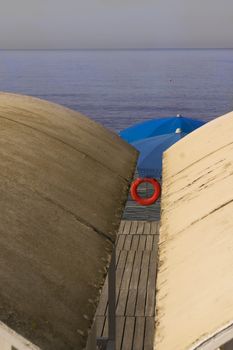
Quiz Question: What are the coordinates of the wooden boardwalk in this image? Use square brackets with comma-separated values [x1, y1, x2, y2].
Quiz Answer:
[123, 194, 161, 221]
[95, 220, 160, 350]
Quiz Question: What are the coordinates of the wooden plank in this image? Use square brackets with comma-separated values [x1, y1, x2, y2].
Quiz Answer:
[118, 220, 126, 234]
[98, 246, 126, 316]
[145, 235, 153, 250]
[128, 252, 143, 290]
[126, 252, 143, 316]
[95, 316, 105, 338]
[123, 198, 161, 221]
[117, 251, 135, 316]
[123, 235, 132, 250]
[116, 248, 121, 265]
[115, 251, 128, 313]
[120, 251, 135, 290]
[145, 251, 157, 316]
[116, 250, 128, 297]
[117, 235, 126, 251]
[136, 221, 144, 235]
[131, 235, 139, 251]
[125, 290, 138, 317]
[135, 251, 150, 316]
[133, 317, 146, 350]
[121, 317, 135, 350]
[123, 221, 131, 235]
[153, 234, 160, 253]
[96, 278, 108, 316]
[116, 267, 124, 293]
[151, 221, 159, 235]
[138, 235, 146, 251]
[144, 221, 151, 235]
[116, 317, 125, 350]
[117, 250, 128, 270]
[102, 316, 108, 338]
[116, 288, 128, 316]
[130, 221, 138, 235]
[144, 317, 155, 350]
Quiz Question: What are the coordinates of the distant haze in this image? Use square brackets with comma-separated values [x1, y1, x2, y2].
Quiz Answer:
[0, 0, 233, 49]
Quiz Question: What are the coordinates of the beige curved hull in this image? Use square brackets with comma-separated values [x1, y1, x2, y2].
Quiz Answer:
[154, 111, 233, 350]
[0, 92, 138, 350]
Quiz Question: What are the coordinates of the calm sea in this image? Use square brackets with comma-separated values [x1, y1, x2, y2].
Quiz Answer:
[0, 49, 233, 132]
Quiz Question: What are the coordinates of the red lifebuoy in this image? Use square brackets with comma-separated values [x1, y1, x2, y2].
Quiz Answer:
[130, 178, 161, 206]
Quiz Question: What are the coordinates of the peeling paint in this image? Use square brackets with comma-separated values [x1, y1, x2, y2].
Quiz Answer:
[154, 111, 233, 350]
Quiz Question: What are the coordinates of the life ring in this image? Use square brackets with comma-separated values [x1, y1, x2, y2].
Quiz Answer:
[130, 178, 161, 206]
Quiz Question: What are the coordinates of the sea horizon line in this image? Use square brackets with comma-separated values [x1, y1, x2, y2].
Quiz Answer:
[0, 47, 233, 51]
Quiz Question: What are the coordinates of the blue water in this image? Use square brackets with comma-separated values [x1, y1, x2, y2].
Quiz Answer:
[0, 49, 233, 132]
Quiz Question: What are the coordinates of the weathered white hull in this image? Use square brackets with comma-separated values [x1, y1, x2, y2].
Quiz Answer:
[0, 322, 40, 350]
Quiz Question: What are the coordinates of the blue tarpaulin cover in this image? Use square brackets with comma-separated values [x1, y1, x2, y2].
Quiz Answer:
[120, 115, 205, 177]
[119, 115, 205, 143]
[132, 132, 187, 177]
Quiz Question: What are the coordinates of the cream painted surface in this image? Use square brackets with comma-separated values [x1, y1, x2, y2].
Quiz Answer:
[154, 111, 233, 350]
[0, 322, 40, 350]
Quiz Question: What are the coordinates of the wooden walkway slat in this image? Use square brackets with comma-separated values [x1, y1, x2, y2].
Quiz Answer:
[118, 220, 126, 234]
[128, 252, 143, 291]
[144, 317, 155, 350]
[96, 279, 108, 316]
[136, 221, 144, 235]
[151, 221, 159, 235]
[144, 221, 151, 235]
[138, 235, 146, 251]
[117, 235, 126, 251]
[95, 220, 159, 349]
[116, 317, 125, 350]
[131, 235, 139, 250]
[123, 221, 132, 235]
[121, 317, 136, 350]
[133, 317, 145, 350]
[124, 235, 132, 250]
[95, 316, 105, 338]
[135, 251, 150, 317]
[145, 250, 158, 317]
[130, 221, 138, 234]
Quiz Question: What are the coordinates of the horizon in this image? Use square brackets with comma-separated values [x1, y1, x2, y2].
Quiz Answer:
[1, 48, 233, 51]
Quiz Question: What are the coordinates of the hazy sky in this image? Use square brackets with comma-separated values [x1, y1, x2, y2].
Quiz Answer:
[0, 0, 233, 49]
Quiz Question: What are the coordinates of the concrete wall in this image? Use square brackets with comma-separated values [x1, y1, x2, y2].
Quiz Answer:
[154, 111, 233, 350]
[0, 93, 138, 350]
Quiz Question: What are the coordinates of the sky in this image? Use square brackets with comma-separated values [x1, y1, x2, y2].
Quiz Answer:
[0, 0, 233, 49]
